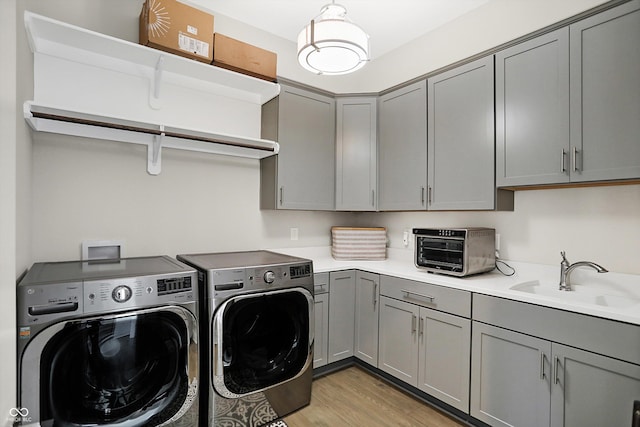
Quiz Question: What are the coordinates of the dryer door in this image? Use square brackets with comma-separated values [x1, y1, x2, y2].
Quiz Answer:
[22, 306, 197, 426]
[212, 288, 313, 398]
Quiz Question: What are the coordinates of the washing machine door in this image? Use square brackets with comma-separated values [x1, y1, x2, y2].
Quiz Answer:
[21, 306, 198, 427]
[212, 288, 313, 398]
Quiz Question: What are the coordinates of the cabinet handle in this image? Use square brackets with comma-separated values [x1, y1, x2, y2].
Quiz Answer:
[402, 289, 435, 303]
[421, 187, 425, 205]
[561, 149, 567, 173]
[333, 275, 352, 281]
[632, 401, 640, 427]
[411, 314, 417, 333]
[418, 317, 424, 338]
[279, 187, 284, 205]
[428, 186, 432, 205]
[554, 356, 560, 385]
[572, 146, 579, 172]
[371, 189, 375, 207]
[540, 352, 546, 380]
[373, 282, 378, 307]
[314, 284, 326, 293]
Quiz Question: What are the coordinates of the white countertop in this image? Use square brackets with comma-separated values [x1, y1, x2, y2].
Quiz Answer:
[273, 246, 640, 326]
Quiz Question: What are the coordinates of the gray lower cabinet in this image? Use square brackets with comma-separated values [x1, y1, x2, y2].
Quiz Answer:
[472, 294, 640, 427]
[378, 296, 419, 384]
[378, 275, 471, 413]
[313, 273, 329, 369]
[328, 270, 356, 363]
[495, 28, 570, 187]
[471, 322, 552, 427]
[427, 56, 497, 210]
[550, 343, 640, 427]
[336, 97, 377, 211]
[260, 83, 336, 210]
[471, 321, 640, 427]
[378, 80, 428, 211]
[354, 271, 379, 365]
[570, 0, 640, 182]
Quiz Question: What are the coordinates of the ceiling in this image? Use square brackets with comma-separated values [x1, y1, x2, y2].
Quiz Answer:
[185, 0, 490, 59]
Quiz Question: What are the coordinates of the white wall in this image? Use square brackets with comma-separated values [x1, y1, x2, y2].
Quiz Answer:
[0, 0, 17, 421]
[357, 184, 640, 275]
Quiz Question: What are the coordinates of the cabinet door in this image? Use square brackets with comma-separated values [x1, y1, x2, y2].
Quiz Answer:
[354, 271, 379, 366]
[471, 322, 551, 427]
[550, 343, 640, 427]
[378, 296, 419, 386]
[378, 80, 428, 211]
[313, 293, 329, 368]
[496, 28, 570, 187]
[570, 1, 640, 182]
[262, 84, 336, 210]
[328, 271, 356, 363]
[336, 97, 377, 211]
[427, 56, 495, 210]
[418, 308, 470, 412]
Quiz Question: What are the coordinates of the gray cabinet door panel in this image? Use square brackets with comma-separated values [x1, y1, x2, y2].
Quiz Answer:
[550, 343, 640, 427]
[496, 28, 570, 186]
[570, 1, 640, 182]
[271, 84, 336, 210]
[354, 271, 380, 365]
[471, 322, 551, 427]
[313, 293, 329, 368]
[328, 271, 355, 363]
[336, 97, 377, 211]
[378, 296, 419, 386]
[418, 308, 470, 412]
[378, 81, 428, 211]
[427, 56, 495, 210]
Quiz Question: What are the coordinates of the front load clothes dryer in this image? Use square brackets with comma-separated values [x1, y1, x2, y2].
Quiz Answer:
[177, 250, 314, 427]
[16, 256, 199, 427]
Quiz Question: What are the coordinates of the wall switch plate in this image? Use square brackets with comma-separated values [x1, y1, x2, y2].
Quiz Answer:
[403, 229, 410, 247]
[495, 233, 501, 251]
[290, 228, 299, 241]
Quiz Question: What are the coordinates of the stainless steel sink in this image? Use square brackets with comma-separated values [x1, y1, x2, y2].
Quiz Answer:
[509, 280, 640, 309]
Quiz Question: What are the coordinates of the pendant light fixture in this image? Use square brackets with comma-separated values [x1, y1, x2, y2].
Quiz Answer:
[297, 1, 370, 75]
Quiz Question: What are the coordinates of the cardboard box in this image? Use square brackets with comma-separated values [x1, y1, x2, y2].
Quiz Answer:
[213, 33, 277, 82]
[139, 0, 214, 63]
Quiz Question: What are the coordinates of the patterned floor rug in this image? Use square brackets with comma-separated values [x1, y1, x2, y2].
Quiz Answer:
[214, 391, 289, 427]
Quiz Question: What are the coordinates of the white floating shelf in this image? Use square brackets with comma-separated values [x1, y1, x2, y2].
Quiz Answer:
[23, 11, 282, 174]
[24, 11, 280, 105]
[25, 102, 280, 175]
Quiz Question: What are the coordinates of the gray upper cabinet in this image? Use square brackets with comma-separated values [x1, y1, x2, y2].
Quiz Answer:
[496, 28, 570, 187]
[570, 0, 640, 182]
[336, 97, 377, 211]
[261, 84, 336, 210]
[427, 56, 496, 210]
[378, 80, 428, 211]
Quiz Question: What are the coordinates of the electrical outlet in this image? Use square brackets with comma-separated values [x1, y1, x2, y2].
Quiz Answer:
[495, 233, 501, 251]
[290, 228, 299, 241]
[402, 229, 410, 247]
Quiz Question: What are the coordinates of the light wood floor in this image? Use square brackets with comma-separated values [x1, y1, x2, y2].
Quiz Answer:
[284, 366, 466, 427]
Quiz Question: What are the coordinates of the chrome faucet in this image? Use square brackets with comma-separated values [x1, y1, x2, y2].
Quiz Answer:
[559, 251, 608, 291]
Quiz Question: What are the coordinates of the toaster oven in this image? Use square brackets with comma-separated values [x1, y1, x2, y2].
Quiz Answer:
[413, 228, 496, 277]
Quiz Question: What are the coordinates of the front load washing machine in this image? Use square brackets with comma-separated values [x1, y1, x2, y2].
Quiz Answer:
[16, 255, 199, 427]
[176, 250, 313, 427]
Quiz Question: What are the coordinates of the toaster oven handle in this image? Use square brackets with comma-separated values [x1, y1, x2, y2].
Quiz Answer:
[402, 289, 435, 303]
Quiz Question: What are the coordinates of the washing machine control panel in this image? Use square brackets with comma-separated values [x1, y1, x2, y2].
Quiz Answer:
[84, 273, 196, 313]
[210, 262, 313, 296]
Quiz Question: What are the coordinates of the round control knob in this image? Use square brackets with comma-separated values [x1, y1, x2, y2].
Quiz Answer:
[112, 285, 132, 303]
[263, 271, 276, 284]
